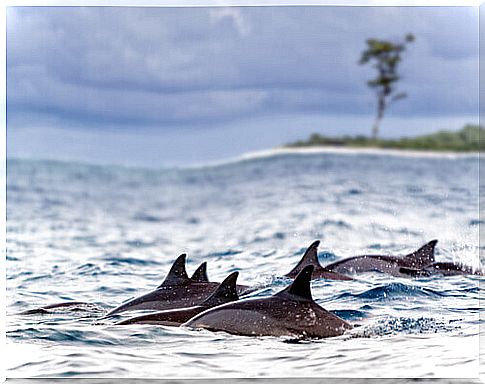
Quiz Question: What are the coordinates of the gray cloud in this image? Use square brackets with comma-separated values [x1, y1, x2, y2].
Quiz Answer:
[7, 6, 478, 130]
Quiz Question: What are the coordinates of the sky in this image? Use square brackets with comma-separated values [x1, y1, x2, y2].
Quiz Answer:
[7, 5, 479, 166]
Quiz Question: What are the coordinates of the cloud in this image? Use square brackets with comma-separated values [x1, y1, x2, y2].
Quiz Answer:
[210, 7, 252, 37]
[7, 6, 478, 131]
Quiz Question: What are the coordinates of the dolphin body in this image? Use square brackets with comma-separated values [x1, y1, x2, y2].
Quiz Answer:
[399, 262, 483, 277]
[104, 255, 249, 318]
[184, 265, 352, 338]
[324, 240, 438, 277]
[17, 301, 101, 315]
[285, 241, 353, 281]
[116, 271, 240, 326]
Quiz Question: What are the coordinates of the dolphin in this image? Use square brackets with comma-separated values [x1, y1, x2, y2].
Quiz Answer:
[103, 254, 220, 317]
[189, 260, 253, 294]
[104, 254, 249, 318]
[18, 261, 215, 317]
[285, 240, 353, 281]
[399, 261, 483, 277]
[17, 301, 102, 315]
[116, 271, 239, 326]
[189, 262, 210, 283]
[165, 259, 251, 293]
[184, 265, 352, 338]
[324, 240, 438, 277]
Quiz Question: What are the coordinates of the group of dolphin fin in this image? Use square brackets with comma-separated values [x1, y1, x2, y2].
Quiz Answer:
[21, 239, 483, 339]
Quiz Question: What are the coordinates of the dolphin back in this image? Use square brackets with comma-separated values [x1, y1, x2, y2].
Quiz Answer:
[157, 254, 191, 288]
[191, 262, 210, 283]
[17, 301, 99, 315]
[278, 265, 314, 301]
[398, 267, 432, 277]
[184, 265, 351, 338]
[402, 240, 437, 269]
[115, 306, 205, 326]
[201, 272, 239, 307]
[401, 262, 483, 277]
[285, 241, 321, 278]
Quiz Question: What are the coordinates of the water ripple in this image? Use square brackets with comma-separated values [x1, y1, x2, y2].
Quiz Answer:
[6, 154, 480, 378]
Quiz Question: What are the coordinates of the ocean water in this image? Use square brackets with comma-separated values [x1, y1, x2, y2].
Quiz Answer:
[5, 150, 483, 379]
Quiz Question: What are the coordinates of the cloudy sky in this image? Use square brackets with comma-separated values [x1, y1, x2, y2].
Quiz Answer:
[7, 6, 478, 166]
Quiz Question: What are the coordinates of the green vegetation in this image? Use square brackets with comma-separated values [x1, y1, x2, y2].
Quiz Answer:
[286, 124, 483, 152]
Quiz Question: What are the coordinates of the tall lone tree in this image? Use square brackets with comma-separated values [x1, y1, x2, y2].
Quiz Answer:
[359, 33, 414, 140]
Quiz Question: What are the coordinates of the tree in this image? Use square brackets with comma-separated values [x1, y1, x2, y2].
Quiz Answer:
[359, 33, 414, 140]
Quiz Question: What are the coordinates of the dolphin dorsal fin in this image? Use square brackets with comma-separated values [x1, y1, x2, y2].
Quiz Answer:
[278, 265, 314, 301]
[404, 240, 437, 268]
[157, 254, 190, 288]
[201, 272, 239, 307]
[285, 240, 321, 278]
[191, 262, 209, 283]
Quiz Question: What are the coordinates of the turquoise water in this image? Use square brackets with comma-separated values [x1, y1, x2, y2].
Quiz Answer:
[6, 150, 483, 378]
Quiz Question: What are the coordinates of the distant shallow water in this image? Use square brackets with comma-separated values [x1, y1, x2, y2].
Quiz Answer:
[239, 146, 478, 161]
[6, 151, 483, 378]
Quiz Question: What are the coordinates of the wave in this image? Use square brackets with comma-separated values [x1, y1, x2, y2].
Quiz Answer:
[246, 146, 477, 159]
[351, 316, 459, 338]
[9, 144, 475, 175]
[174, 147, 475, 172]
[8, 327, 118, 346]
[336, 282, 443, 302]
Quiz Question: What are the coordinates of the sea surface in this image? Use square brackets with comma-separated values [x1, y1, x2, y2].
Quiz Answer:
[5, 150, 484, 379]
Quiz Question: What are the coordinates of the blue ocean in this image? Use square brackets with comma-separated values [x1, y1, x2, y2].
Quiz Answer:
[6, 149, 483, 378]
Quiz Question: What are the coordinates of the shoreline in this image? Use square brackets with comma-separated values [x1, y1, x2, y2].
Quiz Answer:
[188, 145, 478, 170]
[238, 145, 479, 161]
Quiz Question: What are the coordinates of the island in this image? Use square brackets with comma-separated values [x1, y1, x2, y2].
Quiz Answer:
[286, 124, 483, 152]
